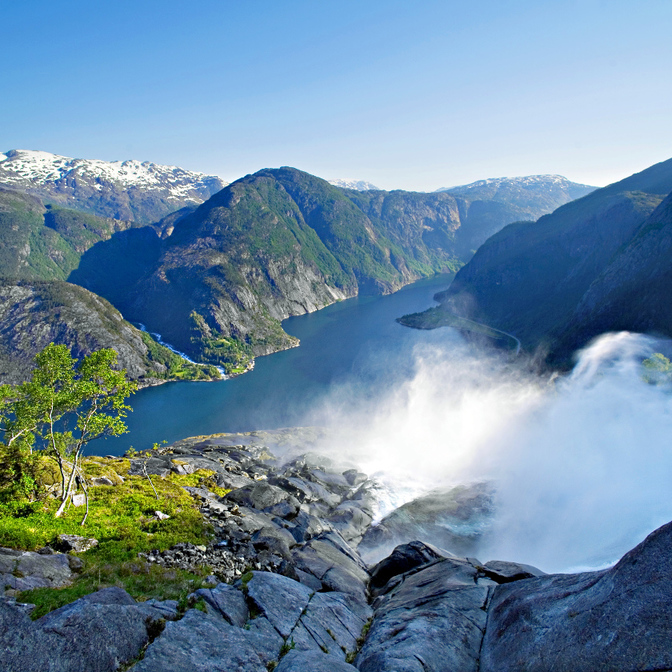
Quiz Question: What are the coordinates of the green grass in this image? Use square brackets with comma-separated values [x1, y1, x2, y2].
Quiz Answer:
[1, 457, 231, 618]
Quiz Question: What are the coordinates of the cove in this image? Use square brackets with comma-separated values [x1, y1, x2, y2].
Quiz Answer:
[91, 274, 462, 456]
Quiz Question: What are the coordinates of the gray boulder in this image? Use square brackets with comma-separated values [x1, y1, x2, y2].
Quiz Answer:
[226, 482, 299, 512]
[1, 546, 73, 593]
[275, 649, 359, 671]
[369, 540, 447, 591]
[480, 560, 546, 583]
[244, 572, 313, 638]
[194, 583, 249, 626]
[357, 557, 492, 672]
[480, 520, 672, 672]
[130, 609, 269, 672]
[291, 533, 369, 599]
[1, 587, 156, 672]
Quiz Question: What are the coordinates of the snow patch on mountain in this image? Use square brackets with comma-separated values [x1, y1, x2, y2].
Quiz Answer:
[0, 149, 227, 201]
[328, 178, 380, 191]
[436, 175, 594, 193]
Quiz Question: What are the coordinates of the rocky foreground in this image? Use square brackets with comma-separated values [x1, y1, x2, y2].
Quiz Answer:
[2, 431, 671, 671]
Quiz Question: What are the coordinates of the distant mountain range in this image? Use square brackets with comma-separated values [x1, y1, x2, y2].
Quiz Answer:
[0, 149, 227, 224]
[424, 158, 672, 365]
[0, 150, 604, 379]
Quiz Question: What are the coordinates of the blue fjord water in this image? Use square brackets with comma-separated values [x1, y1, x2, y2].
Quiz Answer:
[91, 274, 461, 456]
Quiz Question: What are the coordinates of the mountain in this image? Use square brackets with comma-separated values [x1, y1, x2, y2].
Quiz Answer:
[0, 279, 220, 385]
[0, 150, 228, 224]
[70, 167, 478, 370]
[552, 191, 672, 361]
[429, 158, 672, 360]
[328, 178, 379, 191]
[66, 166, 599, 371]
[436, 175, 596, 254]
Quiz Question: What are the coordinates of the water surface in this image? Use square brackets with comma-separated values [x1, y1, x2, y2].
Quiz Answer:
[92, 274, 460, 455]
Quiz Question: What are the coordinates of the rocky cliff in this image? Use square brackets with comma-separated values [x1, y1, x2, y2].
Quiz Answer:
[3, 429, 671, 671]
[0, 280, 219, 385]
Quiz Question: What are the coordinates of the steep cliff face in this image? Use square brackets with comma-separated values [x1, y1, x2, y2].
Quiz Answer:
[437, 158, 672, 353]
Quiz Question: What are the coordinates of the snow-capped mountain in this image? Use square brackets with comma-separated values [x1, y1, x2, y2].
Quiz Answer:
[328, 178, 379, 191]
[436, 174, 595, 199]
[0, 149, 228, 224]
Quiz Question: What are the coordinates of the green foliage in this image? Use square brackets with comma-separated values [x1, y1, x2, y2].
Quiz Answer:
[279, 638, 296, 658]
[642, 353, 672, 384]
[0, 343, 137, 521]
[189, 311, 253, 374]
[4, 457, 223, 617]
[138, 331, 221, 381]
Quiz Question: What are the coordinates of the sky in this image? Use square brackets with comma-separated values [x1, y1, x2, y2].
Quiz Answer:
[2, 0, 671, 191]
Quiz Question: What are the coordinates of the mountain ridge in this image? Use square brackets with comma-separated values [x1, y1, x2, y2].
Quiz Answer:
[0, 149, 228, 224]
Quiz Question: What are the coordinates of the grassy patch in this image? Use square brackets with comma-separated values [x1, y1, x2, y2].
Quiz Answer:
[2, 457, 227, 617]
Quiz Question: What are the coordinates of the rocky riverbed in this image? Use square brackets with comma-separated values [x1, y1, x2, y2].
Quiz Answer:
[2, 429, 672, 671]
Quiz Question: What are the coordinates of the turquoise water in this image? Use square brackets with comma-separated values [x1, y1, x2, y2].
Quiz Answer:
[91, 274, 462, 456]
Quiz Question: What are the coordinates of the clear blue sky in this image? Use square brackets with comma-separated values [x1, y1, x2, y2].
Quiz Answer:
[2, 0, 671, 190]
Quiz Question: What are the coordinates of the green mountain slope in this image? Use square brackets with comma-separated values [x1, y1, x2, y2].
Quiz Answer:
[432, 157, 672, 357]
[67, 166, 596, 369]
[0, 188, 132, 281]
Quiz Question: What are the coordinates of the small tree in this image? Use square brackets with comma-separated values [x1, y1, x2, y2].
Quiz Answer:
[2, 343, 137, 522]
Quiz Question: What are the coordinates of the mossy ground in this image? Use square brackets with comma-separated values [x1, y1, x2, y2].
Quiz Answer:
[0, 456, 230, 618]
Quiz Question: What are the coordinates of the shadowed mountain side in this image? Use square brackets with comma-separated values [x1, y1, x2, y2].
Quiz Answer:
[433, 158, 672, 357]
[0, 280, 219, 385]
[551, 191, 672, 363]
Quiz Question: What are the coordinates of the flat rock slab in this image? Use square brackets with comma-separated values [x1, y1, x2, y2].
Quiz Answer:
[245, 572, 314, 638]
[194, 583, 249, 626]
[357, 558, 491, 672]
[291, 532, 370, 598]
[130, 610, 270, 672]
[1, 589, 155, 672]
[1, 547, 73, 592]
[275, 649, 360, 672]
[289, 590, 372, 660]
[481, 520, 672, 672]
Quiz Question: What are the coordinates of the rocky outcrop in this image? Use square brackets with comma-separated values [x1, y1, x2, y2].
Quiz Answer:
[5, 431, 672, 671]
[0, 546, 75, 593]
[480, 519, 672, 671]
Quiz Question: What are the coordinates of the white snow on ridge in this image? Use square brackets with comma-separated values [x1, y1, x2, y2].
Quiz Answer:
[0, 149, 227, 198]
[437, 175, 593, 193]
[328, 178, 380, 191]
